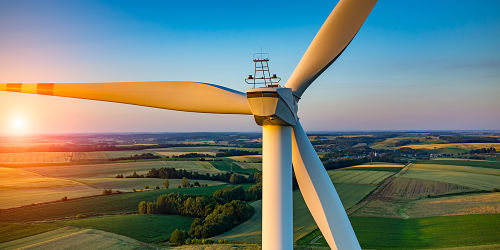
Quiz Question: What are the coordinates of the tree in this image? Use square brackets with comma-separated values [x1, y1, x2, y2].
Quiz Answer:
[146, 201, 156, 214]
[170, 229, 187, 245]
[138, 201, 147, 214]
[163, 179, 169, 189]
[182, 177, 190, 188]
[229, 174, 236, 184]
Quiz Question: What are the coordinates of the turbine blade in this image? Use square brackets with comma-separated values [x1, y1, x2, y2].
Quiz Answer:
[291, 121, 360, 250]
[285, 0, 377, 98]
[0, 81, 252, 114]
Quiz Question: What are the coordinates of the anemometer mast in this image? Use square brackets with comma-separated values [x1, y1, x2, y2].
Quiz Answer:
[245, 53, 281, 88]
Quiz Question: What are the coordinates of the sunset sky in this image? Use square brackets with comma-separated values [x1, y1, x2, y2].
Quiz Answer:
[1, 0, 499, 135]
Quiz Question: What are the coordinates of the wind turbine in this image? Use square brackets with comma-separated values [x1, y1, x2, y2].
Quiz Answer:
[0, 0, 377, 249]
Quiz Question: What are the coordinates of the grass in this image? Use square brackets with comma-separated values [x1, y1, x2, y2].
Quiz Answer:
[216, 183, 377, 243]
[234, 162, 262, 171]
[0, 167, 100, 209]
[406, 192, 500, 218]
[341, 162, 405, 172]
[20, 161, 172, 178]
[0, 184, 232, 223]
[62, 214, 193, 243]
[403, 143, 500, 151]
[401, 165, 500, 190]
[0, 222, 60, 243]
[209, 158, 259, 175]
[227, 155, 262, 163]
[297, 214, 500, 249]
[75, 178, 224, 191]
[328, 170, 394, 185]
[0, 226, 151, 249]
[377, 177, 476, 200]
[418, 159, 500, 169]
[20, 160, 221, 179]
[0, 152, 72, 164]
[151, 146, 261, 153]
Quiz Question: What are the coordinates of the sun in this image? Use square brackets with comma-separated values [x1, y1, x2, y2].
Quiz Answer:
[9, 116, 28, 135]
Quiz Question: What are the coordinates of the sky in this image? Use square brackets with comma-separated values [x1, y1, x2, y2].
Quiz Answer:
[0, 0, 499, 135]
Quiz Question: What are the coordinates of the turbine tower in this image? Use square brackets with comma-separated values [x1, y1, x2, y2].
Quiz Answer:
[0, 0, 377, 249]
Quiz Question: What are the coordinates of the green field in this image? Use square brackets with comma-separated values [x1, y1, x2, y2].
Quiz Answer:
[328, 170, 394, 185]
[209, 159, 259, 174]
[62, 214, 193, 243]
[401, 164, 500, 190]
[297, 214, 500, 249]
[0, 222, 60, 243]
[0, 226, 151, 250]
[418, 159, 500, 169]
[215, 183, 377, 243]
[234, 162, 262, 171]
[0, 184, 233, 223]
[75, 178, 225, 191]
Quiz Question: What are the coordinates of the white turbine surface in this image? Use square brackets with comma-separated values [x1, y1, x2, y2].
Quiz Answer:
[285, 0, 378, 98]
[0, 0, 377, 249]
[292, 121, 360, 250]
[0, 81, 251, 115]
[262, 125, 293, 250]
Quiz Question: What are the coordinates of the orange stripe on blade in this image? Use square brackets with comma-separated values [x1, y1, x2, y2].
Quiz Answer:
[37, 83, 54, 95]
[6, 83, 22, 92]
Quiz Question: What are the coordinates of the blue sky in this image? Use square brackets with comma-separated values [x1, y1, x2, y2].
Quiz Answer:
[0, 0, 499, 134]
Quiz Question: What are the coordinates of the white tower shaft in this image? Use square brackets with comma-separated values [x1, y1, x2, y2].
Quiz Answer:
[262, 125, 293, 250]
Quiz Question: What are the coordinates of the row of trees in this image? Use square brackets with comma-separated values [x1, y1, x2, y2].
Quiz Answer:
[215, 149, 259, 157]
[109, 153, 162, 161]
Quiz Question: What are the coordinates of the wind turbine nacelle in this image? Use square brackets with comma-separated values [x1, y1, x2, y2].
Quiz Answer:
[246, 87, 298, 126]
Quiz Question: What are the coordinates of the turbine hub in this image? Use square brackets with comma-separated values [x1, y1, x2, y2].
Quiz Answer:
[246, 87, 298, 126]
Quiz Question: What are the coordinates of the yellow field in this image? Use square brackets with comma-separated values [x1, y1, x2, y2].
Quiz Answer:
[227, 155, 262, 163]
[402, 143, 500, 150]
[0, 167, 99, 209]
[406, 192, 500, 217]
[344, 163, 404, 170]
[235, 162, 262, 171]
[0, 152, 72, 164]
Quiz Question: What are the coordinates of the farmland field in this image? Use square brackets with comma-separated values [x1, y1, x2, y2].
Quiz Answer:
[0, 184, 235, 223]
[401, 164, 500, 190]
[376, 177, 476, 200]
[0, 226, 152, 250]
[298, 214, 500, 249]
[75, 178, 225, 191]
[0, 167, 100, 209]
[403, 143, 500, 151]
[21, 160, 221, 179]
[216, 183, 377, 243]
[149, 146, 261, 153]
[227, 155, 262, 163]
[342, 162, 404, 172]
[328, 170, 394, 185]
[406, 192, 500, 217]
[0, 152, 72, 164]
[418, 159, 500, 169]
[62, 214, 193, 243]
[235, 162, 262, 171]
[0, 222, 60, 243]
